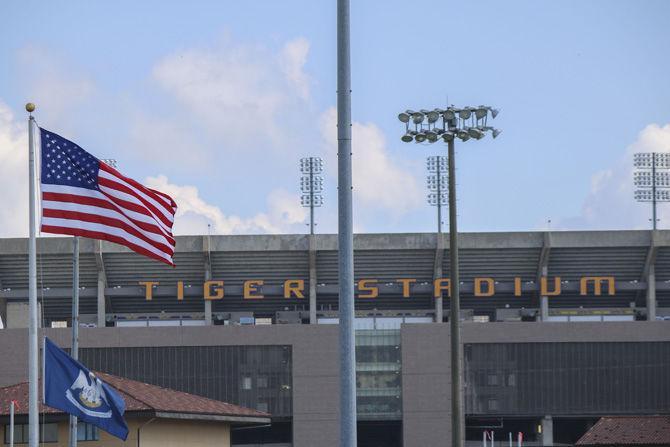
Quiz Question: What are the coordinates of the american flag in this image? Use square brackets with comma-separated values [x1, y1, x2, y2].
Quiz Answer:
[39, 128, 177, 266]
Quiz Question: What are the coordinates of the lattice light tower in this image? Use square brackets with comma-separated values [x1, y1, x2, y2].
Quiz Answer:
[634, 152, 670, 230]
[300, 157, 324, 234]
[426, 155, 448, 233]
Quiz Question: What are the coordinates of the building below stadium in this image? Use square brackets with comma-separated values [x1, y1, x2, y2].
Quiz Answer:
[0, 230, 669, 446]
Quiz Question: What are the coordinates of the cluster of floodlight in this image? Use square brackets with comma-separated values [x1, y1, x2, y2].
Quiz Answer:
[427, 192, 448, 206]
[427, 155, 448, 173]
[634, 152, 670, 203]
[398, 106, 501, 143]
[300, 157, 324, 174]
[634, 171, 670, 188]
[634, 153, 670, 169]
[300, 157, 324, 208]
[634, 190, 670, 202]
[425, 156, 448, 206]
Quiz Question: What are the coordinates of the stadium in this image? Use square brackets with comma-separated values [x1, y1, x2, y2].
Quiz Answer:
[0, 229, 669, 446]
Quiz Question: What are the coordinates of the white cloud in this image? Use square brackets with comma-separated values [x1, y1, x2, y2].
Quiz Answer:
[0, 101, 29, 237]
[151, 37, 312, 149]
[557, 123, 670, 230]
[319, 107, 422, 215]
[144, 175, 307, 235]
[279, 38, 312, 101]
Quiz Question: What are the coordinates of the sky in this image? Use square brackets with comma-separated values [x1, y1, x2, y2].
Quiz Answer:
[1, 0, 670, 237]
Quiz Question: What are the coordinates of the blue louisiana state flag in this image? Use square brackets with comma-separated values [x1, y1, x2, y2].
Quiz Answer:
[43, 338, 128, 440]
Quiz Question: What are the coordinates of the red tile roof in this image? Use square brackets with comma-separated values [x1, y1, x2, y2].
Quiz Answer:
[577, 416, 670, 446]
[0, 372, 269, 423]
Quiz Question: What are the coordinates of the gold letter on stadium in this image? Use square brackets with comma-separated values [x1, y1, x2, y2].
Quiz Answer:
[204, 280, 224, 300]
[579, 276, 615, 296]
[474, 278, 495, 297]
[358, 279, 379, 298]
[139, 281, 159, 301]
[284, 280, 305, 298]
[244, 280, 264, 299]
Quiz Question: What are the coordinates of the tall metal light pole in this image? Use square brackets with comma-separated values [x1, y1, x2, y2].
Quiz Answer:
[634, 152, 670, 230]
[300, 157, 324, 234]
[399, 105, 501, 447]
[337, 0, 356, 445]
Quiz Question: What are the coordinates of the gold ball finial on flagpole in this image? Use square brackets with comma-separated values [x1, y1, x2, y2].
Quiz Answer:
[25, 103, 36, 113]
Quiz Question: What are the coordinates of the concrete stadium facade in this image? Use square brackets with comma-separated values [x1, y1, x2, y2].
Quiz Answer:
[0, 230, 669, 446]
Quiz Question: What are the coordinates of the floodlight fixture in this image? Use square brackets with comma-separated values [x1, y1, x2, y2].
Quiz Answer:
[442, 131, 455, 142]
[401, 132, 415, 143]
[426, 109, 441, 123]
[443, 107, 457, 121]
[415, 132, 427, 143]
[474, 106, 488, 120]
[411, 111, 425, 124]
[300, 157, 324, 234]
[398, 112, 410, 123]
[458, 107, 472, 120]
[467, 127, 485, 140]
[492, 128, 502, 139]
[456, 129, 471, 141]
[426, 130, 439, 143]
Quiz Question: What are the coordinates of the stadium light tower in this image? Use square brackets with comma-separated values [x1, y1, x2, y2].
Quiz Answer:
[634, 152, 670, 230]
[399, 105, 501, 447]
[300, 157, 324, 234]
[426, 156, 448, 233]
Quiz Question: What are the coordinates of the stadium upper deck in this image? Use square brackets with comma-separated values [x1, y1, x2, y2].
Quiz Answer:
[0, 230, 668, 326]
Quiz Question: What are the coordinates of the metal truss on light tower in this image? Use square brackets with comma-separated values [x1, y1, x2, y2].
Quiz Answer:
[426, 155, 448, 233]
[399, 104, 501, 447]
[300, 157, 324, 234]
[634, 152, 670, 230]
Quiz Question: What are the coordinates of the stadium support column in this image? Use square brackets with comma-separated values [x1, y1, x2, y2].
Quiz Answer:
[309, 234, 318, 324]
[433, 234, 445, 323]
[204, 234, 213, 325]
[647, 264, 656, 321]
[95, 241, 107, 328]
[642, 231, 658, 321]
[537, 233, 551, 322]
[541, 415, 553, 446]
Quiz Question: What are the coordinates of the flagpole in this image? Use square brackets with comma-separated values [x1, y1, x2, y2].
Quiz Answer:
[26, 102, 39, 447]
[10, 400, 15, 447]
[69, 236, 79, 447]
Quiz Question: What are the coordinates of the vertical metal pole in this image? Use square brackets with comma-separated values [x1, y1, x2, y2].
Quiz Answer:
[337, 0, 357, 445]
[310, 158, 315, 235]
[509, 432, 513, 447]
[448, 138, 463, 447]
[10, 401, 15, 447]
[27, 106, 39, 447]
[69, 237, 79, 447]
[652, 153, 657, 230]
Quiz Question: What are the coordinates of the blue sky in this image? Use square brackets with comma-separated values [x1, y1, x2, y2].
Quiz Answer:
[1, 0, 670, 236]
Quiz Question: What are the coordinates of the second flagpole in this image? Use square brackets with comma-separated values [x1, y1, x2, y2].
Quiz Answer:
[69, 236, 80, 447]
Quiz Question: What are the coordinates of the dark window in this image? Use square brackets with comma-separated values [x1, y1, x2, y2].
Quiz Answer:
[487, 373, 498, 386]
[77, 423, 99, 441]
[4, 423, 58, 444]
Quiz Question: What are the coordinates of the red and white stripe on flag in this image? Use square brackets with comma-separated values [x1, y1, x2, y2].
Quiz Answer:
[39, 128, 177, 265]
